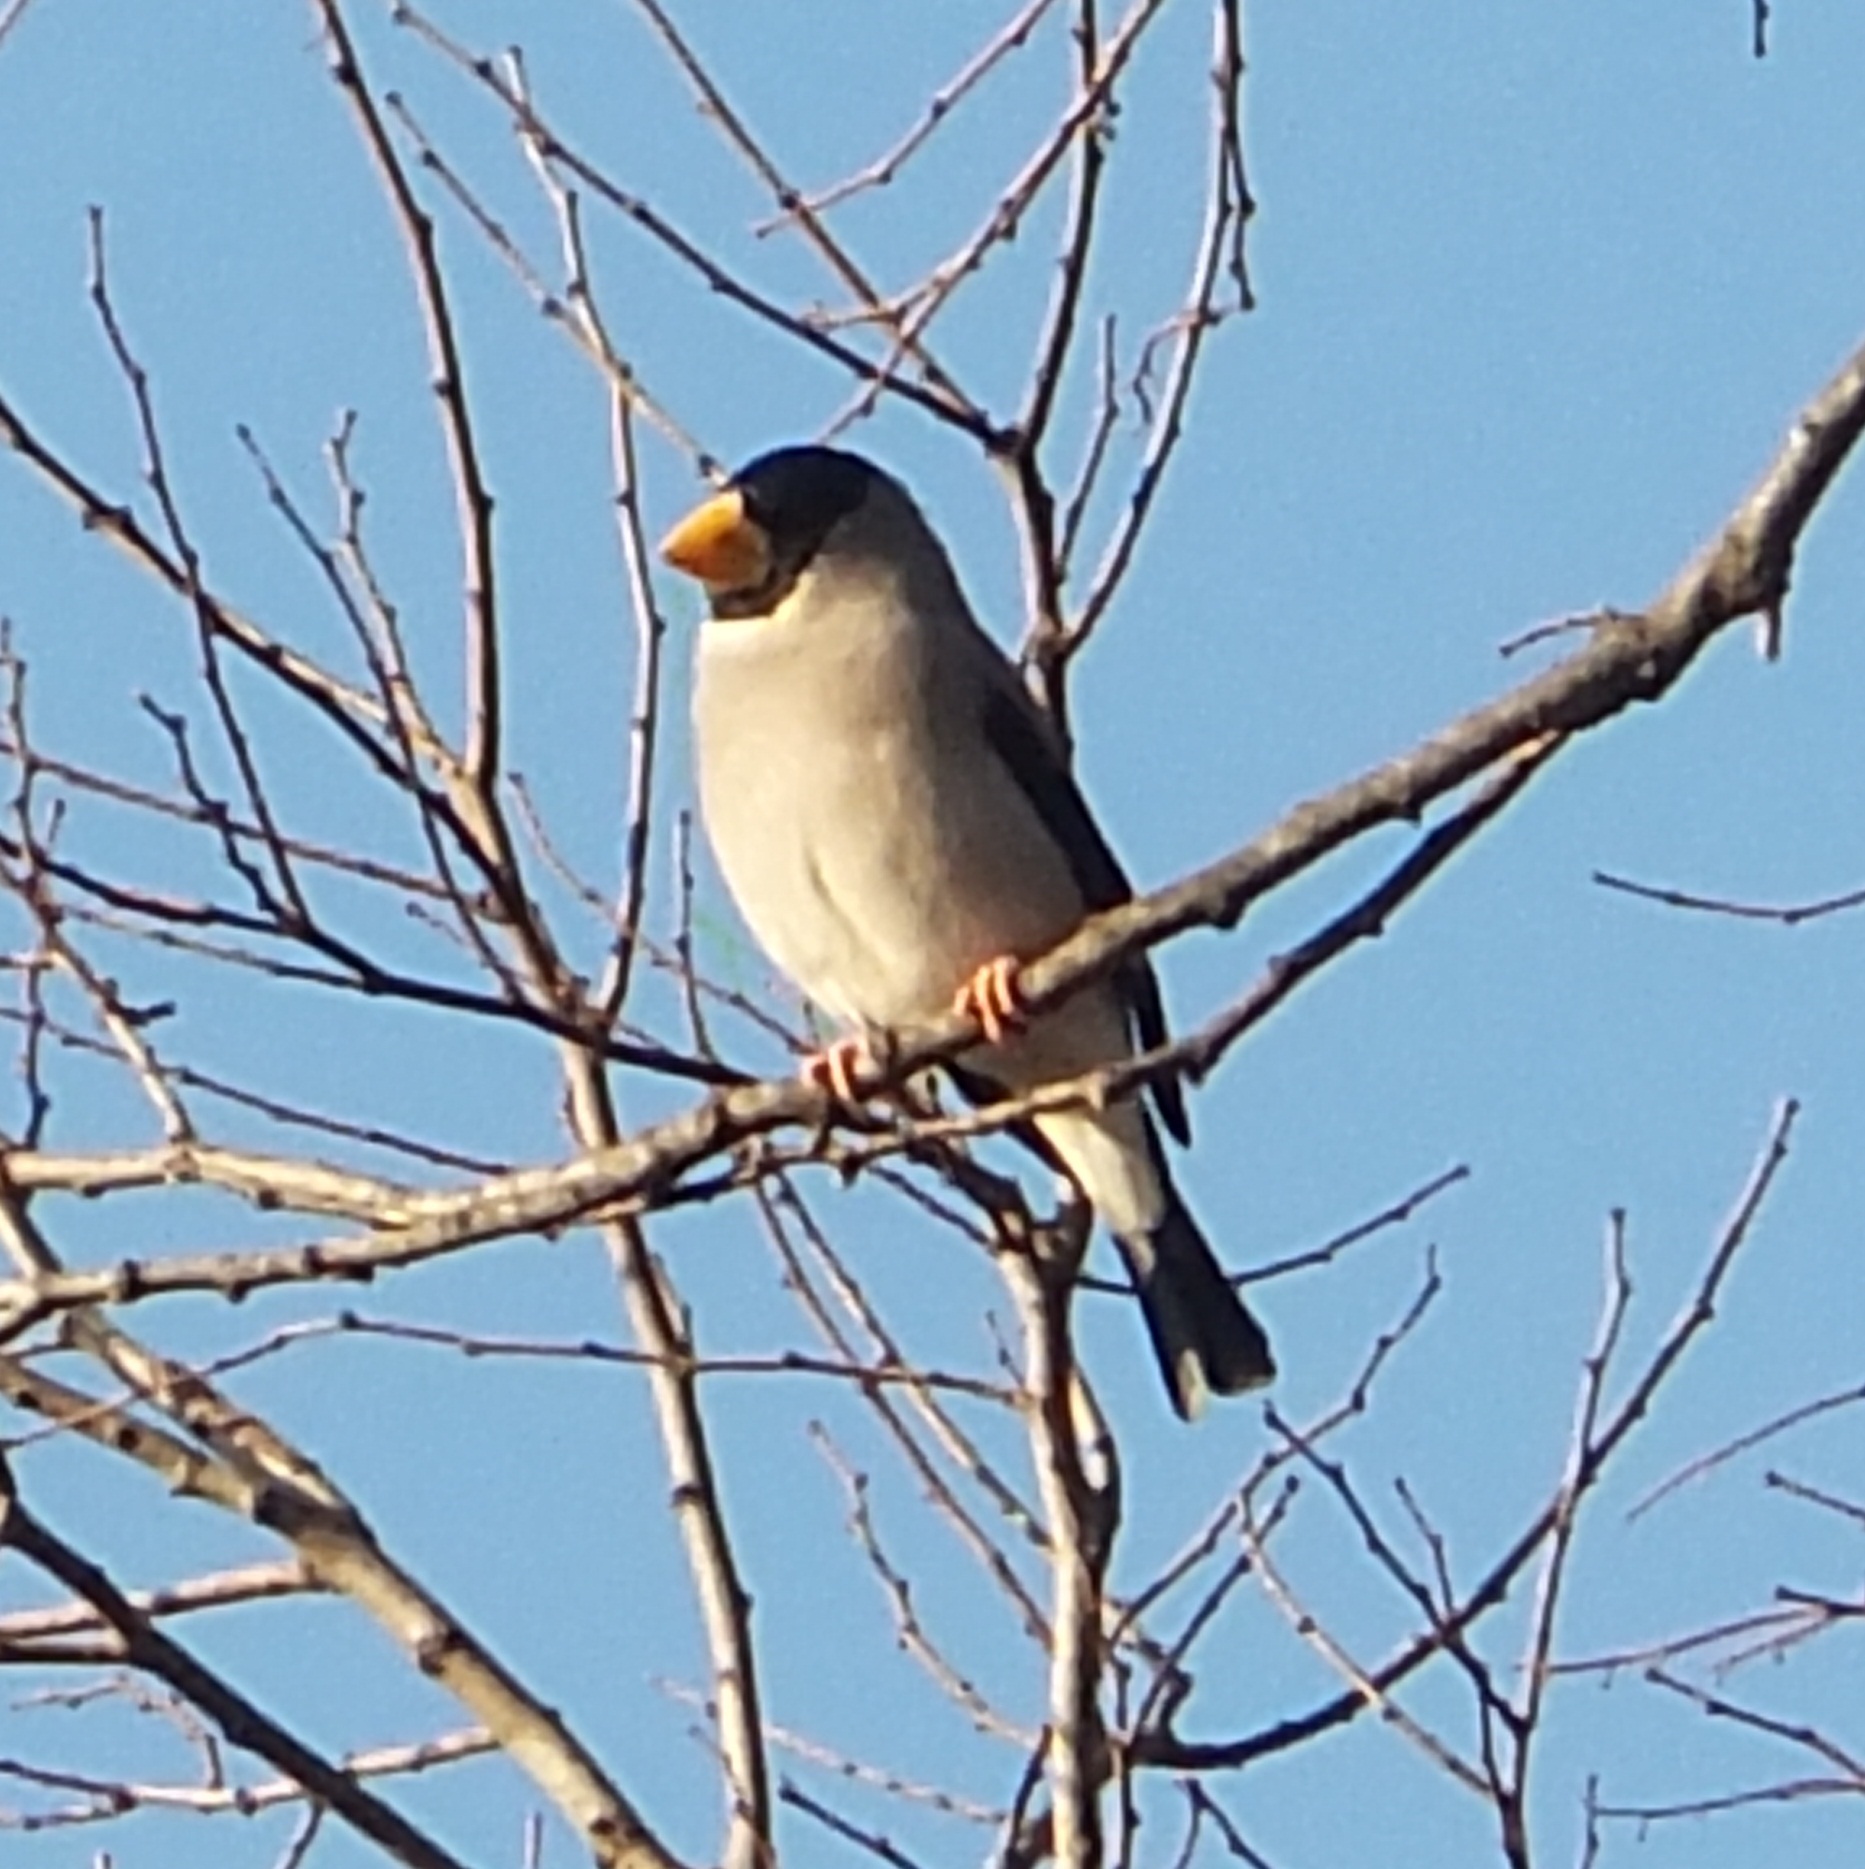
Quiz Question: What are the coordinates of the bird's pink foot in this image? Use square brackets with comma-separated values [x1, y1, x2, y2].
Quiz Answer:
[953, 954, 1025, 1046]
[803, 1034, 872, 1102]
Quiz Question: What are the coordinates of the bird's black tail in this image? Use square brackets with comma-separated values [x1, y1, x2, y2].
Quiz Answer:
[1116, 1184, 1274, 1421]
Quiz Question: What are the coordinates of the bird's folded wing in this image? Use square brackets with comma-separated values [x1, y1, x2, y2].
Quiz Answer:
[973, 666, 1191, 1148]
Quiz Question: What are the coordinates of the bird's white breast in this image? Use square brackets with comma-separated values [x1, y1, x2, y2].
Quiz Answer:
[693, 575, 1083, 1031]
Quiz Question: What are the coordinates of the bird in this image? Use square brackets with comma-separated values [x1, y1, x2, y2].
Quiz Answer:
[659, 445, 1274, 1419]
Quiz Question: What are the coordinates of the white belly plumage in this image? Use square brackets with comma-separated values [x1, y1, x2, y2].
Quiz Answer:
[701, 716, 1033, 1030]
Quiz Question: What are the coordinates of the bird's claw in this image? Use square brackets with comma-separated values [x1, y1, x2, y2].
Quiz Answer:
[953, 954, 1025, 1046]
[804, 1034, 872, 1103]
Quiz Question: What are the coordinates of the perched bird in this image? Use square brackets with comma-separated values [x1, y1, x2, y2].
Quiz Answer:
[660, 446, 1274, 1418]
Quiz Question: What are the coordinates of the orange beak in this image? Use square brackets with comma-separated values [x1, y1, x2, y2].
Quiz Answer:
[658, 488, 773, 592]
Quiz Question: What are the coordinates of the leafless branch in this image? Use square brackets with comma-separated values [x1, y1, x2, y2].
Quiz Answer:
[1137, 1099, 1798, 1775]
[0, 1460, 474, 1869]
[766, 0, 1064, 222]
[998, 1205, 1117, 1869]
[1595, 868, 1865, 925]
[310, 0, 505, 807]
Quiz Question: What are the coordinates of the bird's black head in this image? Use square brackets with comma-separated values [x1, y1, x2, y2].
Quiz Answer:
[659, 446, 885, 620]
[732, 446, 876, 553]
[720, 446, 878, 616]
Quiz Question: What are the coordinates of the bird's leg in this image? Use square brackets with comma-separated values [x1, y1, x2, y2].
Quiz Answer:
[953, 954, 1026, 1046]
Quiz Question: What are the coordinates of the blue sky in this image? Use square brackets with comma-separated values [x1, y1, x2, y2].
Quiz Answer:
[2, 4, 1863, 1867]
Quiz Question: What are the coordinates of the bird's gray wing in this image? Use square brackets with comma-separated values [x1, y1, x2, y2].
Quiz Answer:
[974, 669, 1191, 1147]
